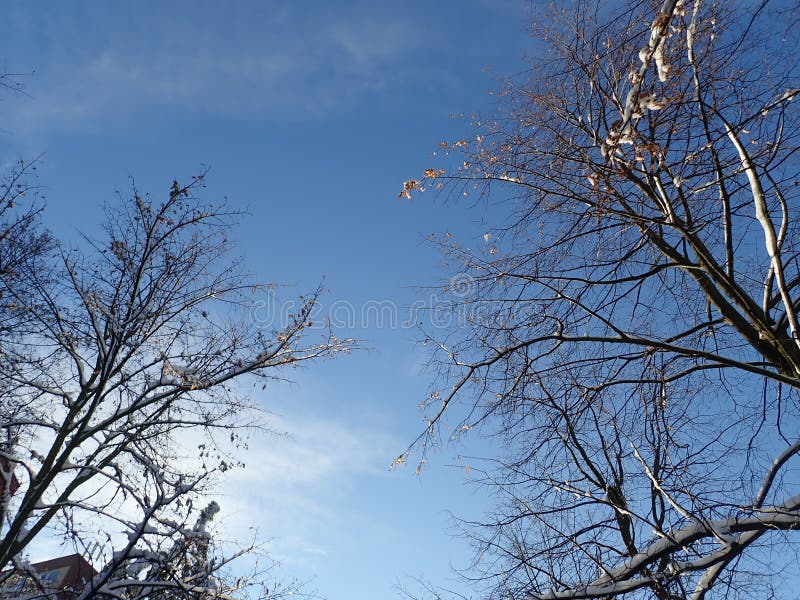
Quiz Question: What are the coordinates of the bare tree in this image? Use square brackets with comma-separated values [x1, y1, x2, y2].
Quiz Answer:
[404, 1, 800, 598]
[74, 499, 310, 600]
[0, 172, 347, 598]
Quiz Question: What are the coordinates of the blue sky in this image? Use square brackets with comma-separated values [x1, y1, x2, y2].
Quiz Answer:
[1, 2, 533, 598]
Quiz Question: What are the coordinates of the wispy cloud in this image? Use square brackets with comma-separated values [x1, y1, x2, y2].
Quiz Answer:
[2, 3, 426, 141]
[210, 409, 397, 566]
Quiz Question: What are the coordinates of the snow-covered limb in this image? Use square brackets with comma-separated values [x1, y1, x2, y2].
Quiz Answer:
[75, 501, 259, 600]
[528, 493, 800, 600]
[605, 0, 681, 160]
[722, 119, 800, 357]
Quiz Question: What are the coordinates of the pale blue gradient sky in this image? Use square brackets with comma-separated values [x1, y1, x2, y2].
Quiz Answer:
[0, 2, 533, 598]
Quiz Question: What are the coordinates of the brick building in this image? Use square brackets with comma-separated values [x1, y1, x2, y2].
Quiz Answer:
[0, 553, 96, 600]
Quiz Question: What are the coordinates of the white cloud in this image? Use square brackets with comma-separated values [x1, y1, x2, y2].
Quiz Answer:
[327, 16, 418, 70]
[2, 4, 425, 141]
[208, 409, 397, 566]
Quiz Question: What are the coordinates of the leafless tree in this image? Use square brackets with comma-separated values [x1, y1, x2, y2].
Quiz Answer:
[404, 1, 800, 598]
[0, 172, 347, 598]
